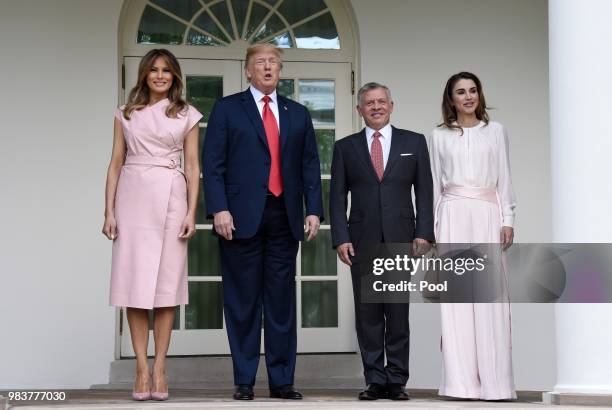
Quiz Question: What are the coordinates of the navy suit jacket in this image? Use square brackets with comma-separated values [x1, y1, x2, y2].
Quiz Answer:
[203, 89, 324, 241]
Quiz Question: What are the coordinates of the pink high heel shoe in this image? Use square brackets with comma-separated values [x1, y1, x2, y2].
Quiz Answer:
[132, 373, 151, 401]
[152, 372, 169, 401]
[151, 391, 169, 401]
[131, 391, 151, 401]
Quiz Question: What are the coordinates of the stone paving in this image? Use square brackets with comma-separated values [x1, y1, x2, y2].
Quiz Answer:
[1, 389, 594, 410]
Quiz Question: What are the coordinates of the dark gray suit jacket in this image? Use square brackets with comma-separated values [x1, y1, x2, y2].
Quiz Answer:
[329, 126, 435, 250]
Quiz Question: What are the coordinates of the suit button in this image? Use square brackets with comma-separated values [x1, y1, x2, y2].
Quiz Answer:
[262, 184, 267, 189]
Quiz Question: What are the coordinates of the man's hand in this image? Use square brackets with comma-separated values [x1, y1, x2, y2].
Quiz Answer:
[336, 242, 355, 266]
[412, 238, 431, 257]
[501, 226, 514, 250]
[304, 215, 320, 241]
[213, 210, 235, 240]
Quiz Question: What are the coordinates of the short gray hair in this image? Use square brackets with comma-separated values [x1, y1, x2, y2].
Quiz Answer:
[357, 82, 393, 107]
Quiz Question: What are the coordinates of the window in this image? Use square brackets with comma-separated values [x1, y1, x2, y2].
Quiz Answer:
[138, 0, 340, 49]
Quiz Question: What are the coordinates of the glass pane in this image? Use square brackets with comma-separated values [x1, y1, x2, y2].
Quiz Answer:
[188, 230, 220, 276]
[299, 80, 335, 125]
[151, 0, 201, 21]
[196, 183, 208, 224]
[186, 29, 224, 46]
[301, 281, 338, 327]
[231, 0, 249, 38]
[278, 0, 326, 25]
[252, 13, 286, 43]
[277, 79, 294, 99]
[210, 2, 234, 40]
[301, 229, 335, 276]
[193, 10, 230, 43]
[322, 179, 330, 221]
[245, 3, 269, 39]
[262, 0, 279, 6]
[197, 126, 206, 182]
[294, 12, 340, 49]
[186, 76, 223, 123]
[187, 29, 223, 46]
[267, 31, 293, 48]
[186, 282, 223, 329]
[147, 306, 179, 330]
[138, 6, 186, 45]
[315, 129, 334, 174]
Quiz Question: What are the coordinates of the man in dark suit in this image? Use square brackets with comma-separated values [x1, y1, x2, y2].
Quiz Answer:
[203, 44, 323, 401]
[330, 82, 434, 400]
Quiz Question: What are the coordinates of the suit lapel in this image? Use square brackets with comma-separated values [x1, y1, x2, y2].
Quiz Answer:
[278, 95, 290, 154]
[240, 89, 269, 150]
[350, 129, 380, 181]
[383, 126, 403, 179]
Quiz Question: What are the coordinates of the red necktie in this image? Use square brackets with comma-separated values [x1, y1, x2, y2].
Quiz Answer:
[262, 95, 283, 196]
[370, 131, 384, 181]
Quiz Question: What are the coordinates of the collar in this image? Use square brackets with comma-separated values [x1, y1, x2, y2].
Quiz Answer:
[250, 85, 278, 105]
[365, 123, 392, 140]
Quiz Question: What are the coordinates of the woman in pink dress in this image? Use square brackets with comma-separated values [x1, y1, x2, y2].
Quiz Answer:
[429, 72, 517, 400]
[102, 49, 202, 401]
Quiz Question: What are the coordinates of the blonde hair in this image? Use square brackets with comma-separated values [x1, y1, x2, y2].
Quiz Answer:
[244, 43, 283, 68]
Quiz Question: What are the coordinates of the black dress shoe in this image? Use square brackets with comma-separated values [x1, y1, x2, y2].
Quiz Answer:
[233, 385, 254, 400]
[269, 385, 303, 399]
[387, 384, 410, 400]
[358, 383, 387, 400]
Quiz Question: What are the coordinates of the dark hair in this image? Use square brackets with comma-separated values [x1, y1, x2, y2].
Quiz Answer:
[122, 49, 187, 120]
[440, 71, 489, 134]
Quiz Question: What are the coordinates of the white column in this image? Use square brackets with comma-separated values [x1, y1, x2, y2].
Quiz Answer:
[550, 0, 612, 395]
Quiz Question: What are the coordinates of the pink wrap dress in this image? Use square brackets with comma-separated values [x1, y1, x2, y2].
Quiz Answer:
[110, 99, 202, 309]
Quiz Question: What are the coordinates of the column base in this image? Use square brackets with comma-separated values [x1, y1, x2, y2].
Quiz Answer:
[544, 392, 612, 406]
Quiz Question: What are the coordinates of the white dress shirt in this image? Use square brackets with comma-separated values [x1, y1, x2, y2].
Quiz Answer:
[250, 85, 280, 128]
[365, 123, 392, 168]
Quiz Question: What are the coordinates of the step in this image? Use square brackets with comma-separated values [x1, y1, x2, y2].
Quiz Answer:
[543, 391, 612, 406]
[103, 354, 364, 389]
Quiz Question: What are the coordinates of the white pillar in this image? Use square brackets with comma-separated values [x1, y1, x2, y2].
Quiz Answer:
[550, 0, 612, 397]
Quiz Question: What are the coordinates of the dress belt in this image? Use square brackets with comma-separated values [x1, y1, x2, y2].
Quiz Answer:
[124, 155, 183, 173]
[125, 155, 180, 168]
[442, 186, 498, 204]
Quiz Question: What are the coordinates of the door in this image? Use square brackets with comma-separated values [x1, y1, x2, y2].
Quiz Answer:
[120, 57, 355, 356]
[271, 61, 355, 352]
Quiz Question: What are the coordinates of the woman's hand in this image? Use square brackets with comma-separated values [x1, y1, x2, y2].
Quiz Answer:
[501, 226, 514, 250]
[178, 214, 196, 239]
[102, 214, 118, 240]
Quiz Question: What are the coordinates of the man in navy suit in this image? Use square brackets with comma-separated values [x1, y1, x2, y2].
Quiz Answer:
[203, 44, 323, 401]
[330, 83, 434, 400]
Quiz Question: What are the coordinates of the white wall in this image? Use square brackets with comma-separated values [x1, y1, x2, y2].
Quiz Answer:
[351, 0, 555, 390]
[0, 0, 124, 388]
[0, 0, 554, 390]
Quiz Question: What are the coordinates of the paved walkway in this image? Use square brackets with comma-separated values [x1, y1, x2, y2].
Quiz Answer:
[1, 389, 587, 409]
